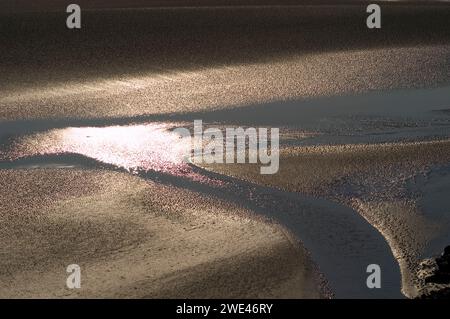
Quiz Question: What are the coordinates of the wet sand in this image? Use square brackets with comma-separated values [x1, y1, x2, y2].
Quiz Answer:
[2, 6, 450, 121]
[0, 169, 325, 298]
[1, 5, 450, 298]
[201, 140, 450, 297]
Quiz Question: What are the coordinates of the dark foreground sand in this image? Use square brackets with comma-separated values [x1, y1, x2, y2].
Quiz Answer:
[0, 169, 325, 298]
[200, 140, 450, 297]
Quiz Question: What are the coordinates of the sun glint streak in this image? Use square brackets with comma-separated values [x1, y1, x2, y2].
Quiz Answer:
[8, 123, 223, 185]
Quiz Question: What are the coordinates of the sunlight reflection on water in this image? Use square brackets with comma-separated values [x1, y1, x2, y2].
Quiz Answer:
[6, 123, 224, 185]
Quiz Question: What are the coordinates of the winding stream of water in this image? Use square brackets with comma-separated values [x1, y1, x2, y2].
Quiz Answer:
[0, 122, 403, 298]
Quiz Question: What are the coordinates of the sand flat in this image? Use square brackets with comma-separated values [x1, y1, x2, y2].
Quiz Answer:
[0, 169, 324, 298]
[199, 139, 450, 297]
[2, 5, 450, 299]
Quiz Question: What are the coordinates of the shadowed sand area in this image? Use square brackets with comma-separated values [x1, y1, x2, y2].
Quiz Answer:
[2, 6, 450, 120]
[0, 169, 325, 298]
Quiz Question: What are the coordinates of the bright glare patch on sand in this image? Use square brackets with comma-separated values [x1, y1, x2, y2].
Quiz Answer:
[6, 123, 222, 184]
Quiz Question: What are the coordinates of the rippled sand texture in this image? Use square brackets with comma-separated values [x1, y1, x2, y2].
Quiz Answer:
[202, 141, 450, 297]
[2, 5, 450, 298]
[2, 6, 450, 120]
[0, 169, 325, 298]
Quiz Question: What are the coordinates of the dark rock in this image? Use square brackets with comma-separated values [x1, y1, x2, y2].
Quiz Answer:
[441, 245, 450, 258]
[437, 260, 450, 273]
[443, 245, 450, 257]
[424, 273, 450, 284]
[417, 286, 450, 299]
[415, 245, 450, 299]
